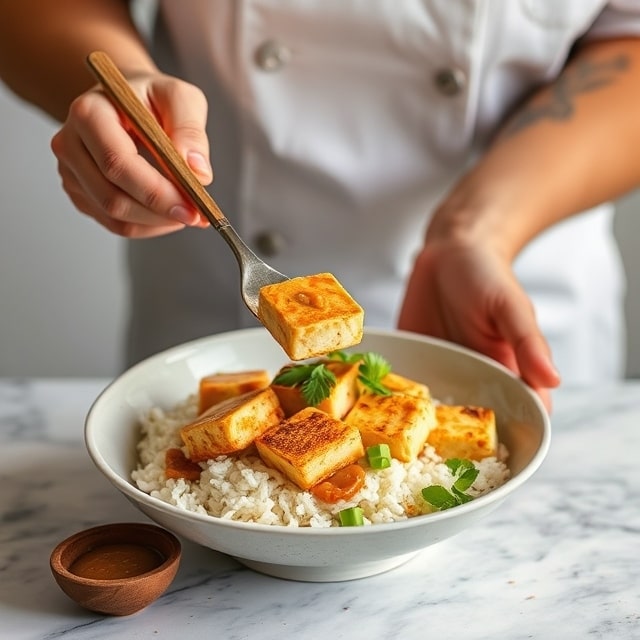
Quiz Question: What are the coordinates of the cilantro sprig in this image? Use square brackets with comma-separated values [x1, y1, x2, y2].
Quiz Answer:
[272, 363, 337, 406]
[421, 459, 480, 511]
[272, 350, 392, 406]
[329, 350, 392, 396]
[358, 352, 392, 396]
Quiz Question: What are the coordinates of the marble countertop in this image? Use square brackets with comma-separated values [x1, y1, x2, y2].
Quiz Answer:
[1, 378, 639, 640]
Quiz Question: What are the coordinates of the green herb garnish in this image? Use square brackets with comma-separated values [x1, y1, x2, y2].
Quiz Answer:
[420, 485, 459, 510]
[421, 458, 480, 511]
[273, 350, 392, 406]
[303, 364, 337, 406]
[338, 506, 364, 526]
[357, 352, 392, 396]
[366, 443, 392, 469]
[272, 363, 337, 406]
[327, 350, 361, 364]
[329, 350, 392, 396]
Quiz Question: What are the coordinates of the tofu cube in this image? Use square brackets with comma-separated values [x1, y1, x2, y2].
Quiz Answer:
[427, 405, 498, 461]
[345, 393, 436, 462]
[257, 272, 364, 361]
[357, 371, 431, 399]
[255, 407, 365, 490]
[197, 369, 271, 414]
[181, 387, 284, 461]
[271, 359, 361, 418]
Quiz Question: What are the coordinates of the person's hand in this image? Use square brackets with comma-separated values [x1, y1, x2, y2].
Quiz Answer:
[397, 237, 561, 411]
[51, 71, 213, 238]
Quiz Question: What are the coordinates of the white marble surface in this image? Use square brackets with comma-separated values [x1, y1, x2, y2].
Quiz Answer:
[1, 378, 639, 640]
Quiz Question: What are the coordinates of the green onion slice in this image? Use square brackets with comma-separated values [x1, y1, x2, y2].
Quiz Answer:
[366, 443, 392, 469]
[338, 506, 364, 526]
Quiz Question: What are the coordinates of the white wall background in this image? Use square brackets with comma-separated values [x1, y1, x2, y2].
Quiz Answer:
[1, 83, 639, 379]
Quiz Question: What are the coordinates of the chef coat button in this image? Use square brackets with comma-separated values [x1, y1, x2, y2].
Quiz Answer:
[254, 40, 291, 72]
[433, 67, 466, 96]
[254, 231, 286, 257]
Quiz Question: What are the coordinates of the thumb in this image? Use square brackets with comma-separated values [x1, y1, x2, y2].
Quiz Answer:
[150, 79, 213, 185]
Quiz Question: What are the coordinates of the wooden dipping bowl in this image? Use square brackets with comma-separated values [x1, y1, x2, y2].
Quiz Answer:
[50, 522, 181, 616]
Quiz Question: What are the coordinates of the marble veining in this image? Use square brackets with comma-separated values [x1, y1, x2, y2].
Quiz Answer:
[1, 379, 639, 640]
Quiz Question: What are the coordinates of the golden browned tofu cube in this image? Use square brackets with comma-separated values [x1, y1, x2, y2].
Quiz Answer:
[255, 407, 364, 490]
[345, 393, 436, 462]
[181, 388, 284, 461]
[257, 272, 364, 361]
[427, 405, 498, 461]
[271, 359, 361, 418]
[198, 370, 271, 414]
[357, 371, 431, 399]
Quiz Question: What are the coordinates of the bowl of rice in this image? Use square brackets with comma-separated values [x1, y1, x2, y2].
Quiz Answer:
[85, 327, 550, 582]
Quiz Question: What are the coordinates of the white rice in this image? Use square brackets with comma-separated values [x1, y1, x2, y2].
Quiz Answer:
[131, 394, 510, 528]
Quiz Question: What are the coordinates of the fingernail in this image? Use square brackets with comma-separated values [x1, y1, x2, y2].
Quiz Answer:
[169, 205, 197, 226]
[187, 152, 212, 179]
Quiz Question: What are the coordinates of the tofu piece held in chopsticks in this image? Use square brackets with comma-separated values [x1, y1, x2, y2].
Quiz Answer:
[255, 407, 365, 490]
[271, 359, 361, 418]
[257, 272, 364, 361]
[181, 387, 284, 461]
[345, 393, 437, 463]
[427, 405, 498, 461]
[197, 369, 271, 414]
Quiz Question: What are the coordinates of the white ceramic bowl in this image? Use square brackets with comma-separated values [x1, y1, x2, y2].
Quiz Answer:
[85, 327, 550, 582]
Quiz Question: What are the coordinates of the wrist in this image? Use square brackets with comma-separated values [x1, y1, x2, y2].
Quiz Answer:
[425, 170, 537, 263]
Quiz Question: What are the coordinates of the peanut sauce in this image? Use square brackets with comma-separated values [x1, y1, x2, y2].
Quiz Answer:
[69, 543, 164, 580]
[294, 290, 325, 309]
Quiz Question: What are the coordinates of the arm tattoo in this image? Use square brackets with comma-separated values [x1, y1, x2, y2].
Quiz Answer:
[502, 53, 629, 137]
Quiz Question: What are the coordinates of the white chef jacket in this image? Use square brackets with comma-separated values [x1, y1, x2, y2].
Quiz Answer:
[125, 0, 637, 384]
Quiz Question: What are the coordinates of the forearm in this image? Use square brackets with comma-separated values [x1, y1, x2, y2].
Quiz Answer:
[428, 36, 640, 259]
[0, 0, 157, 121]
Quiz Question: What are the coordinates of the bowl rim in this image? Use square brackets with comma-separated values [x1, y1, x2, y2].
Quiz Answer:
[85, 327, 551, 536]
